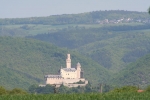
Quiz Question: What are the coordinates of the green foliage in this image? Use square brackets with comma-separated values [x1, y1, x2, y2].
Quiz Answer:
[0, 86, 7, 95]
[29, 25, 150, 73]
[1, 10, 150, 90]
[0, 36, 110, 89]
[111, 54, 150, 87]
[1, 93, 150, 100]
[146, 85, 150, 92]
[0, 11, 150, 75]
[110, 86, 138, 93]
[73, 80, 85, 84]
[9, 88, 27, 95]
[58, 85, 69, 93]
[0, 86, 27, 95]
[28, 84, 39, 93]
[35, 85, 54, 94]
[28, 83, 100, 94]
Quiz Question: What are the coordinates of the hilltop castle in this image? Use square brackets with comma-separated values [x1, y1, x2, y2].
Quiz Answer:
[44, 54, 88, 87]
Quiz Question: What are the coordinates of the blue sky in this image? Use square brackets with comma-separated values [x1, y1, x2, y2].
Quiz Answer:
[0, 0, 150, 18]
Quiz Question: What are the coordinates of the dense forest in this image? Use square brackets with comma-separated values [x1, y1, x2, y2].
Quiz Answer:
[0, 37, 110, 89]
[28, 24, 150, 72]
[0, 10, 150, 90]
[111, 53, 150, 87]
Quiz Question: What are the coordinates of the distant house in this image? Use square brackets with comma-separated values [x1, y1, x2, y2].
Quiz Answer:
[137, 90, 144, 93]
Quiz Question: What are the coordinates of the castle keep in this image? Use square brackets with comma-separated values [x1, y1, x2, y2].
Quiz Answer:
[44, 54, 88, 87]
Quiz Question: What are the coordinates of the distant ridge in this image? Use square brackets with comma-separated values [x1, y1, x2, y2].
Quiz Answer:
[0, 10, 149, 25]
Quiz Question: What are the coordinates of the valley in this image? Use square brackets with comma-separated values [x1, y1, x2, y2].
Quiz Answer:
[0, 10, 150, 89]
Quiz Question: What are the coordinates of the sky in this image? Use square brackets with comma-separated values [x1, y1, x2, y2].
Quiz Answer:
[0, 0, 150, 18]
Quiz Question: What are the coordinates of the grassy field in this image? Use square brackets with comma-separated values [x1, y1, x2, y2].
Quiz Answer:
[0, 92, 150, 100]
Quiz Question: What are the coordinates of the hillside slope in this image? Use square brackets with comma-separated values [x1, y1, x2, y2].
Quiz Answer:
[76, 31, 150, 71]
[0, 37, 110, 89]
[110, 53, 150, 87]
[28, 25, 150, 72]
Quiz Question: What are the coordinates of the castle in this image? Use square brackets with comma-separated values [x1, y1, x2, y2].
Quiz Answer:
[44, 54, 88, 87]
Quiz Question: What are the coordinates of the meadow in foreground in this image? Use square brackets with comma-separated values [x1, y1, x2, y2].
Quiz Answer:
[0, 92, 150, 100]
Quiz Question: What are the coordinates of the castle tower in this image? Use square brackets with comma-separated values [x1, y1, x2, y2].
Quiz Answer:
[76, 62, 81, 78]
[66, 54, 71, 68]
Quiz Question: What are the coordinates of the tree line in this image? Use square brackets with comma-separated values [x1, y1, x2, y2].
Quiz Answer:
[2, 84, 150, 95]
[0, 10, 149, 25]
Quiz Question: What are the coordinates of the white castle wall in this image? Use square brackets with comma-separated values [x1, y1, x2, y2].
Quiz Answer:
[46, 78, 86, 85]
[61, 70, 77, 79]
[76, 63, 81, 79]
[46, 78, 88, 88]
[63, 78, 85, 84]
[46, 78, 63, 84]
[63, 80, 88, 88]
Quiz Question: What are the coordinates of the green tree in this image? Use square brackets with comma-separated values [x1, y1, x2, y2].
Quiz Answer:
[0, 86, 7, 95]
[59, 84, 70, 93]
[110, 86, 138, 93]
[29, 84, 54, 94]
[28, 84, 39, 93]
[145, 85, 150, 92]
[10, 88, 27, 95]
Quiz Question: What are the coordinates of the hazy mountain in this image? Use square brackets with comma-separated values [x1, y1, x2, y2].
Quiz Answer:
[0, 10, 149, 25]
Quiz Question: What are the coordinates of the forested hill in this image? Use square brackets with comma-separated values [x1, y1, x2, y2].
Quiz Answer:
[0, 10, 149, 25]
[110, 53, 150, 87]
[0, 37, 110, 89]
[0, 10, 150, 89]
[28, 25, 150, 72]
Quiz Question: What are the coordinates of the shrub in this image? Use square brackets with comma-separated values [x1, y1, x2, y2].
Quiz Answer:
[9, 88, 27, 95]
[145, 85, 150, 92]
[0, 86, 7, 95]
[110, 86, 138, 93]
